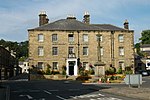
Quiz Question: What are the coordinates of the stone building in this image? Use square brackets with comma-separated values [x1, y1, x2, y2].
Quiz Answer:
[28, 12, 134, 76]
[0, 46, 18, 79]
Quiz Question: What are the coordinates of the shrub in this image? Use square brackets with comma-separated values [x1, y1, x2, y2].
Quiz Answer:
[76, 76, 91, 81]
[37, 70, 45, 75]
[51, 71, 60, 75]
[117, 67, 122, 74]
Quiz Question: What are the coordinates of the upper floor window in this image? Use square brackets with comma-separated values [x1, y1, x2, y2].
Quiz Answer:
[68, 47, 74, 54]
[38, 46, 44, 56]
[119, 47, 124, 56]
[83, 34, 88, 42]
[68, 34, 74, 42]
[52, 47, 58, 55]
[118, 34, 124, 42]
[38, 34, 44, 42]
[96, 34, 102, 42]
[52, 34, 57, 42]
[83, 47, 88, 55]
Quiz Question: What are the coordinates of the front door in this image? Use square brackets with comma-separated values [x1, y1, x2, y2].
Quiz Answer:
[69, 61, 75, 75]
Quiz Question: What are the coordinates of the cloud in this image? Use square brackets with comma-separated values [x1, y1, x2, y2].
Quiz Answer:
[0, 0, 150, 43]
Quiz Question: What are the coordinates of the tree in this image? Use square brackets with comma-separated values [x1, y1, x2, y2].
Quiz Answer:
[139, 30, 150, 44]
[0, 39, 28, 60]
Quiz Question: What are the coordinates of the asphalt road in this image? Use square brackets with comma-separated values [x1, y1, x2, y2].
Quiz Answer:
[3, 79, 139, 100]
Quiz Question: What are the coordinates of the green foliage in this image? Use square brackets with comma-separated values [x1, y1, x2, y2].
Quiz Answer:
[45, 65, 51, 75]
[117, 67, 122, 74]
[0, 39, 28, 59]
[76, 76, 91, 81]
[62, 65, 66, 75]
[105, 68, 116, 75]
[51, 71, 60, 75]
[139, 30, 150, 44]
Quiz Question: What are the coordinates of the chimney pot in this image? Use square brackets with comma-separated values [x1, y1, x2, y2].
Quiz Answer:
[124, 19, 129, 29]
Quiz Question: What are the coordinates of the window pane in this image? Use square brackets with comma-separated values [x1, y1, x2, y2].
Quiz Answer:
[38, 46, 44, 56]
[119, 47, 124, 55]
[118, 35, 124, 42]
[38, 34, 44, 42]
[83, 34, 88, 42]
[68, 34, 74, 42]
[68, 47, 74, 54]
[38, 62, 44, 69]
[96, 35, 102, 41]
[52, 34, 57, 42]
[53, 62, 58, 70]
[83, 47, 88, 55]
[52, 47, 58, 55]
[119, 62, 125, 70]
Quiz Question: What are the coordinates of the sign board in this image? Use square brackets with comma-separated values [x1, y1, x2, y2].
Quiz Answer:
[124, 74, 142, 87]
[146, 60, 150, 70]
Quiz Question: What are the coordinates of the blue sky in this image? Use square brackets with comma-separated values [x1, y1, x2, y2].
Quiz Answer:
[0, 0, 150, 43]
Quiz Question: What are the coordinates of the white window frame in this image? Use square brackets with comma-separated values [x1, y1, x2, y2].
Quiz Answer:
[83, 47, 88, 55]
[118, 34, 124, 42]
[83, 34, 88, 42]
[38, 62, 44, 69]
[68, 47, 74, 54]
[53, 62, 58, 70]
[38, 34, 44, 42]
[52, 34, 58, 42]
[119, 47, 124, 56]
[96, 35, 102, 42]
[68, 34, 74, 42]
[38, 46, 44, 56]
[52, 47, 58, 55]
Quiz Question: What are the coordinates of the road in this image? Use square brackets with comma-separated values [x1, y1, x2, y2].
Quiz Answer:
[3, 75, 140, 100]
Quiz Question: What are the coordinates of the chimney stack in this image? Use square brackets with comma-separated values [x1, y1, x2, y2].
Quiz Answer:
[83, 11, 90, 24]
[124, 19, 129, 30]
[39, 11, 49, 26]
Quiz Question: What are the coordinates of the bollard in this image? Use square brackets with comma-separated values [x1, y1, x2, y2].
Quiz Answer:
[99, 78, 102, 83]
[107, 78, 110, 83]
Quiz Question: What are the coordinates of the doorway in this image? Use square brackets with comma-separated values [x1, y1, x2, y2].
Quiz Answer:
[69, 61, 75, 75]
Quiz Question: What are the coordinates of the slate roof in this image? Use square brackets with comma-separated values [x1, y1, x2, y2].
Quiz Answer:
[29, 18, 128, 31]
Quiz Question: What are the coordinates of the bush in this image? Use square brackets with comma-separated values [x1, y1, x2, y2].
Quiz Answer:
[117, 67, 122, 74]
[37, 70, 45, 75]
[105, 68, 116, 75]
[45, 67, 51, 75]
[51, 71, 60, 75]
[76, 76, 91, 81]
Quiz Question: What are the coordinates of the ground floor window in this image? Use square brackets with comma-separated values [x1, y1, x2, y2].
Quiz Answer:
[38, 62, 44, 69]
[52, 62, 58, 70]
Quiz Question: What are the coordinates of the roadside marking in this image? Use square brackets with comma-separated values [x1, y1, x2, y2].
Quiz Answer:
[98, 93, 105, 97]
[43, 90, 52, 95]
[56, 95, 66, 100]
[19, 95, 33, 99]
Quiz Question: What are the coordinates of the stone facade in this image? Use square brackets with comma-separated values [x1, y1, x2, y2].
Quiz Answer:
[28, 12, 134, 75]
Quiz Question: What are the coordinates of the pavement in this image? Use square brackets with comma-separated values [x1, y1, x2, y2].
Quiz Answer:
[101, 86, 150, 100]
[1, 74, 150, 100]
[0, 85, 7, 100]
